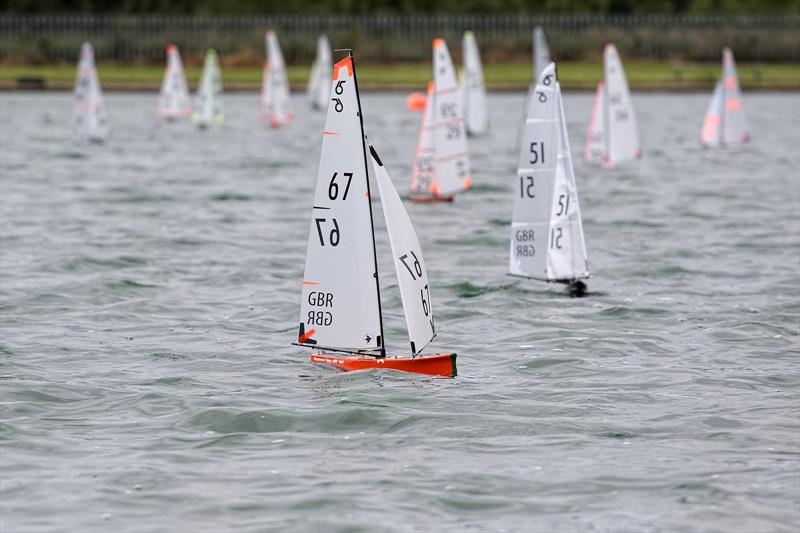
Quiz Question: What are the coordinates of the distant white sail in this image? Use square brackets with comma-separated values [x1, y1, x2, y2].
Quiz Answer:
[297, 55, 382, 352]
[584, 43, 640, 166]
[461, 31, 489, 136]
[701, 47, 749, 148]
[73, 42, 109, 141]
[583, 80, 606, 163]
[261, 30, 293, 127]
[192, 49, 223, 128]
[371, 145, 436, 354]
[510, 63, 589, 282]
[409, 81, 436, 196]
[533, 26, 551, 81]
[431, 38, 472, 197]
[307, 34, 332, 110]
[157, 43, 191, 120]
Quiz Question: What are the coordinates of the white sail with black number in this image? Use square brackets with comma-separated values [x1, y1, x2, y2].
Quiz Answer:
[73, 42, 109, 141]
[510, 63, 589, 282]
[157, 44, 191, 120]
[701, 47, 749, 148]
[261, 30, 293, 127]
[372, 145, 436, 354]
[298, 55, 382, 352]
[431, 38, 472, 197]
[192, 49, 223, 128]
[307, 34, 332, 110]
[461, 31, 489, 136]
[409, 81, 436, 195]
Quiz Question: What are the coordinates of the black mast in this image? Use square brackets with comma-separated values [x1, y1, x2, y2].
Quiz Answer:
[343, 49, 386, 357]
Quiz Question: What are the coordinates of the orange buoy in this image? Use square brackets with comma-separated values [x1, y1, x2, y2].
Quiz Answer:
[406, 91, 427, 111]
[310, 352, 457, 377]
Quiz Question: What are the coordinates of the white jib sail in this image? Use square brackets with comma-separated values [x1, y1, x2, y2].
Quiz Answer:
[431, 38, 472, 197]
[371, 145, 436, 354]
[192, 49, 223, 127]
[308, 34, 332, 110]
[584, 80, 606, 162]
[409, 81, 436, 195]
[157, 44, 191, 120]
[461, 31, 489, 136]
[261, 31, 293, 127]
[298, 55, 382, 352]
[510, 63, 589, 281]
[73, 42, 109, 141]
[603, 43, 640, 165]
[700, 79, 724, 147]
[720, 47, 748, 145]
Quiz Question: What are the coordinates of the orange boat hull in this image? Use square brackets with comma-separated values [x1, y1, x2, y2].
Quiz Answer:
[310, 352, 457, 377]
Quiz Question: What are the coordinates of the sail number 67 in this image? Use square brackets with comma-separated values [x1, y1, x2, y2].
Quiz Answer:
[315, 218, 340, 247]
[328, 172, 353, 200]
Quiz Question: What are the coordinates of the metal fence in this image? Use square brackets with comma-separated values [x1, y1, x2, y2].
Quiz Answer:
[1, 13, 798, 64]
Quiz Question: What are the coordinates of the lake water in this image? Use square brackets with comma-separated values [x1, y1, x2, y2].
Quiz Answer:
[1, 90, 799, 532]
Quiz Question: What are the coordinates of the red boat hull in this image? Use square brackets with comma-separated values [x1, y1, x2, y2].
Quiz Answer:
[310, 352, 457, 377]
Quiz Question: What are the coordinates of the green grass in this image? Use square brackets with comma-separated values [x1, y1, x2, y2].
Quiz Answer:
[1, 61, 798, 89]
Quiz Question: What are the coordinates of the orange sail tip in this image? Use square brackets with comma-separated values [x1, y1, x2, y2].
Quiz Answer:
[299, 328, 316, 343]
[406, 91, 427, 111]
[166, 43, 176, 53]
[427, 81, 436, 92]
[433, 38, 445, 48]
[333, 56, 353, 79]
[310, 352, 457, 377]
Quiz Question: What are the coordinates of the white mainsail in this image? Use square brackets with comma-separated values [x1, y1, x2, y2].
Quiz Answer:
[510, 63, 589, 282]
[73, 42, 109, 141]
[156, 43, 191, 120]
[192, 49, 223, 128]
[409, 81, 436, 196]
[298, 55, 382, 352]
[583, 80, 606, 163]
[261, 30, 293, 127]
[701, 47, 749, 147]
[533, 26, 551, 81]
[307, 34, 332, 110]
[461, 31, 489, 136]
[371, 145, 436, 354]
[431, 38, 472, 197]
[603, 43, 640, 165]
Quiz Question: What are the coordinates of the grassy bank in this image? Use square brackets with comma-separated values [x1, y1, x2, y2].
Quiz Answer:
[1, 61, 798, 90]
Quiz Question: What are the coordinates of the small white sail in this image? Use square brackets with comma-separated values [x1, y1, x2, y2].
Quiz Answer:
[461, 31, 489, 136]
[73, 42, 109, 141]
[602, 43, 640, 166]
[192, 49, 223, 128]
[261, 30, 293, 127]
[701, 47, 749, 147]
[533, 26, 551, 81]
[409, 81, 436, 196]
[157, 43, 191, 120]
[510, 63, 589, 282]
[431, 38, 472, 197]
[298, 55, 382, 352]
[307, 34, 332, 110]
[583, 80, 606, 163]
[371, 145, 436, 354]
[700, 80, 724, 147]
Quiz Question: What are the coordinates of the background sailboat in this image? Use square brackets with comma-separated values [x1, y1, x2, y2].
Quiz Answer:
[584, 43, 641, 167]
[191, 49, 223, 128]
[260, 30, 293, 127]
[307, 34, 332, 111]
[156, 43, 191, 121]
[296, 51, 456, 377]
[72, 41, 109, 142]
[461, 31, 489, 136]
[511, 63, 590, 296]
[701, 47, 750, 148]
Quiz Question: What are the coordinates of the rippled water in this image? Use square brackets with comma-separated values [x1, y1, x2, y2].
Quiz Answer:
[1, 90, 799, 532]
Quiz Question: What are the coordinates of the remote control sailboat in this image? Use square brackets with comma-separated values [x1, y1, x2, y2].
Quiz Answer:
[296, 51, 456, 378]
[700, 47, 749, 148]
[260, 30, 293, 127]
[307, 34, 332, 111]
[192, 49, 223, 129]
[73, 42, 109, 142]
[156, 44, 191, 121]
[461, 31, 489, 136]
[408, 38, 472, 203]
[510, 63, 590, 297]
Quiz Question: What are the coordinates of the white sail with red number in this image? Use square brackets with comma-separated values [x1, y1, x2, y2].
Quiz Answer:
[372, 145, 436, 354]
[297, 55, 381, 352]
[701, 47, 749, 148]
[157, 43, 191, 120]
[430, 38, 471, 197]
[192, 49, 223, 128]
[409, 81, 436, 196]
[261, 30, 293, 127]
[510, 63, 589, 282]
[461, 31, 489, 136]
[584, 43, 640, 166]
[73, 42, 109, 141]
[307, 34, 332, 110]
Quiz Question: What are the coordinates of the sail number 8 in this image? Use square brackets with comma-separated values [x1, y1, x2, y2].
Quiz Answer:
[331, 80, 346, 112]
